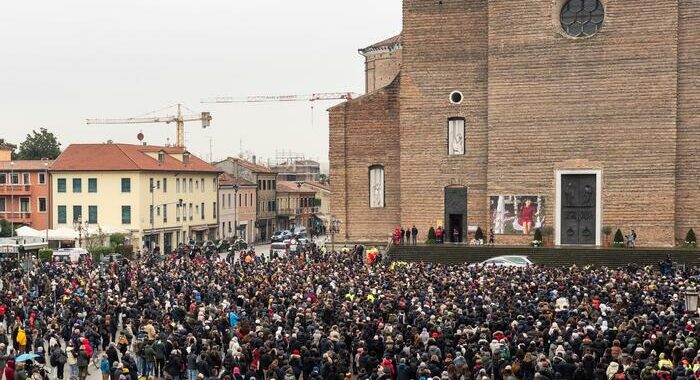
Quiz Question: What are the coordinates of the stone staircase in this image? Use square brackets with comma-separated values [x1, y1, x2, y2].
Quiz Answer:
[388, 244, 700, 268]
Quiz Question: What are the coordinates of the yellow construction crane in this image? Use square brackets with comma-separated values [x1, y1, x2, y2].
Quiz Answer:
[86, 104, 211, 148]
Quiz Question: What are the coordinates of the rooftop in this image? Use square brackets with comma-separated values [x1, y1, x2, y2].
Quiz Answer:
[277, 180, 316, 194]
[303, 181, 330, 192]
[218, 173, 256, 187]
[51, 143, 221, 173]
[216, 157, 274, 174]
[0, 160, 54, 171]
[359, 33, 403, 55]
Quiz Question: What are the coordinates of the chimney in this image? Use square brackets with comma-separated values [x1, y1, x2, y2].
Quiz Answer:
[183, 151, 190, 165]
[252, 155, 256, 164]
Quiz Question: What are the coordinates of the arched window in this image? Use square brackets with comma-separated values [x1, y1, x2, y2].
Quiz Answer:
[369, 165, 385, 208]
[448, 118, 465, 155]
[560, 0, 604, 38]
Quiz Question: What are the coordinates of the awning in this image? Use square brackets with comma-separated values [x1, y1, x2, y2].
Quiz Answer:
[40, 227, 79, 240]
[86, 225, 130, 235]
[15, 226, 43, 238]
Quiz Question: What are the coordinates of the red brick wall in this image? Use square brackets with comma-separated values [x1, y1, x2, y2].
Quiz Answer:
[677, 0, 700, 243]
[330, 0, 698, 247]
[329, 78, 401, 240]
[365, 49, 402, 93]
[399, 0, 489, 238]
[487, 0, 679, 246]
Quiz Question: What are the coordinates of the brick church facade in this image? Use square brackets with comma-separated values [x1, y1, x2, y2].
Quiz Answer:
[329, 0, 700, 247]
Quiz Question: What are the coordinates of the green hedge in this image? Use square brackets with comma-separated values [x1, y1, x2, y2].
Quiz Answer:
[109, 233, 126, 247]
[90, 246, 114, 259]
[38, 248, 53, 263]
[116, 245, 134, 258]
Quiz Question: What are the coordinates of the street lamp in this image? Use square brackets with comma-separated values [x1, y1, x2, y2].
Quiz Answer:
[232, 184, 239, 240]
[42, 158, 49, 245]
[73, 216, 88, 248]
[328, 216, 341, 253]
[9, 161, 14, 238]
[295, 181, 304, 232]
[149, 180, 159, 253]
[685, 288, 699, 316]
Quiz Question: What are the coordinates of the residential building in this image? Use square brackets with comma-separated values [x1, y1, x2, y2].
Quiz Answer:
[214, 157, 276, 241]
[330, 0, 700, 247]
[218, 173, 256, 242]
[270, 159, 321, 182]
[302, 181, 331, 234]
[275, 181, 316, 233]
[50, 143, 221, 252]
[0, 142, 52, 230]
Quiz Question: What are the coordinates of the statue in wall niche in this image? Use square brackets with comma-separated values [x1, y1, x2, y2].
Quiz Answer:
[372, 183, 382, 207]
[451, 127, 464, 155]
[448, 119, 465, 155]
[369, 166, 384, 208]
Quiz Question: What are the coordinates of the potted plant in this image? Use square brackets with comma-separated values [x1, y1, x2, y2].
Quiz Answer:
[601, 226, 613, 247]
[426, 227, 437, 245]
[685, 228, 697, 249]
[530, 228, 543, 247]
[474, 227, 485, 245]
[541, 226, 554, 246]
[613, 229, 625, 248]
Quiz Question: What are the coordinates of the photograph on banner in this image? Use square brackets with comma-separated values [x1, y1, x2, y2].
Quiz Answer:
[490, 195, 546, 235]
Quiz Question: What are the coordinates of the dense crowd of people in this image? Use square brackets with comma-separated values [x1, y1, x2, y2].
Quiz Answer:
[0, 243, 698, 380]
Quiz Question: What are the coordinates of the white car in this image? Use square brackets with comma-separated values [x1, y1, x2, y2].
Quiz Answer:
[471, 255, 533, 267]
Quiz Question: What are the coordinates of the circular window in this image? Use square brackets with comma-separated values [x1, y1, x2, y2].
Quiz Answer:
[449, 91, 463, 105]
[560, 0, 604, 38]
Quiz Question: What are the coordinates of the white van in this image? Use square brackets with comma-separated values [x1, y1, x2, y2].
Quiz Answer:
[269, 242, 289, 259]
[52, 248, 89, 265]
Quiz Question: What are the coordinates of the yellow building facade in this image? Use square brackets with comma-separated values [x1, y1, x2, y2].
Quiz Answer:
[50, 144, 221, 252]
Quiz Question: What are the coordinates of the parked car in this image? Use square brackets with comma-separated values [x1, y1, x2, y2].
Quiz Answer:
[100, 253, 129, 265]
[292, 227, 307, 238]
[232, 238, 248, 251]
[271, 230, 292, 243]
[469, 255, 533, 267]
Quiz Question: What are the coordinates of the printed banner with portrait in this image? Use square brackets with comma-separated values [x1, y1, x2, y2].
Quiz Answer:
[489, 195, 546, 235]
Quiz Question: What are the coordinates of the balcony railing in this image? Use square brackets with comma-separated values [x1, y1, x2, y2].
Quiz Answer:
[0, 211, 32, 224]
[0, 184, 32, 194]
[277, 206, 319, 216]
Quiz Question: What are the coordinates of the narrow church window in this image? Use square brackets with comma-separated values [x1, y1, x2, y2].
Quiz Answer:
[560, 0, 604, 38]
[369, 165, 385, 208]
[448, 118, 465, 155]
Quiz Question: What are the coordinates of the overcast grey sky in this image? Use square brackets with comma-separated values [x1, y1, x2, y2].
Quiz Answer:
[0, 1, 401, 164]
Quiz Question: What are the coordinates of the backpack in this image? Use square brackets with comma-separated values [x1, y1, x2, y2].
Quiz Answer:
[57, 351, 67, 365]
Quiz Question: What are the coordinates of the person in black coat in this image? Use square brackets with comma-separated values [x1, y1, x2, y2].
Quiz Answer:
[165, 350, 182, 379]
[196, 353, 211, 379]
[106, 344, 120, 370]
